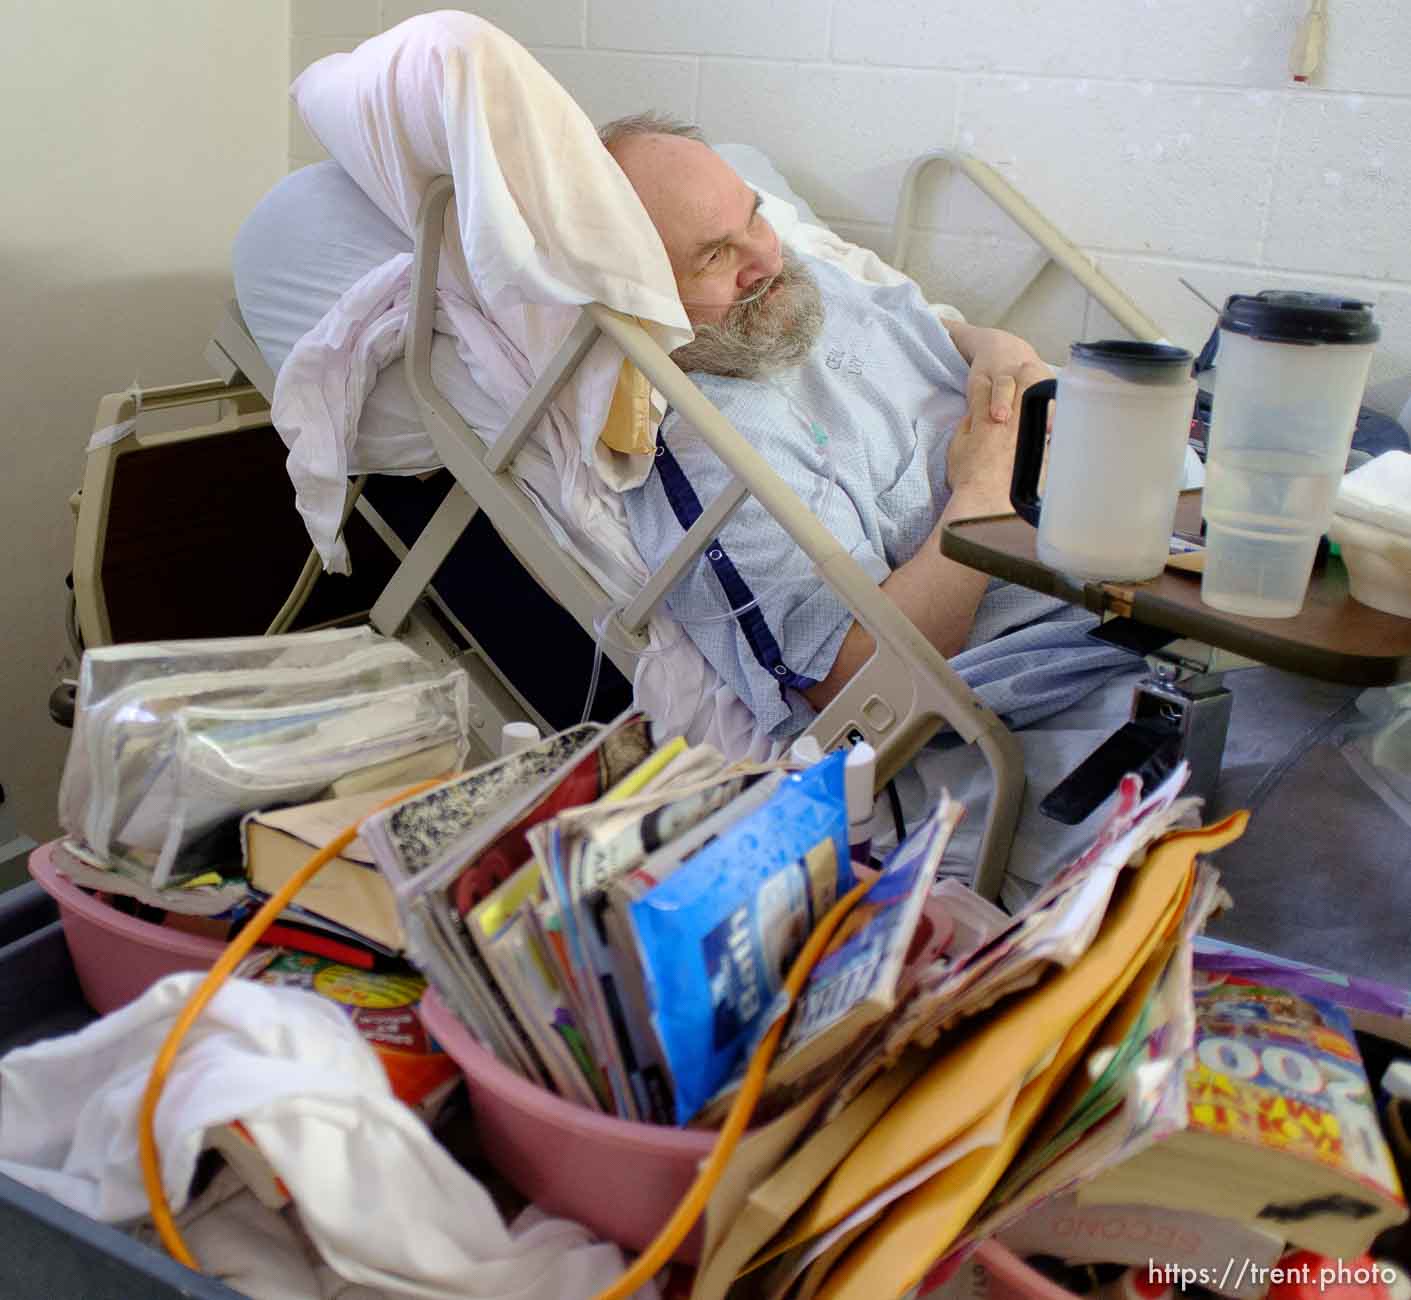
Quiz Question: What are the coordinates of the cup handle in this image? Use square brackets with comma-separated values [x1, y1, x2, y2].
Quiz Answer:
[1009, 377, 1055, 527]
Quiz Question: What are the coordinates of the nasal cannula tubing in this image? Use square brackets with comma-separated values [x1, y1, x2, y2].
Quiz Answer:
[581, 381, 839, 721]
[677, 276, 776, 311]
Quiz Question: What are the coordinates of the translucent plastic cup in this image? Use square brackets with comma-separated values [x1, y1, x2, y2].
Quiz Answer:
[1009, 341, 1196, 582]
[1201, 292, 1378, 618]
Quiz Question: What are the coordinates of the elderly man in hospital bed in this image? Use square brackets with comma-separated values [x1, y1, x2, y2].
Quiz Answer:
[248, 13, 1155, 905]
[589, 114, 1146, 892]
[609, 115, 1137, 751]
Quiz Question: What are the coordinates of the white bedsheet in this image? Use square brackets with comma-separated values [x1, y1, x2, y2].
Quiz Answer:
[0, 974, 650, 1299]
[275, 11, 690, 578]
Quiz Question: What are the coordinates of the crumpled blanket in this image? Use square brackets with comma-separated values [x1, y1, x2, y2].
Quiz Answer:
[0, 974, 654, 1300]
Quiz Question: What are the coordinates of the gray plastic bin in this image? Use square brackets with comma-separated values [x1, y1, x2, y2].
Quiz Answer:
[0, 881, 244, 1299]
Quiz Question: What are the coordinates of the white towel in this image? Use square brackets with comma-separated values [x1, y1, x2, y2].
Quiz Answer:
[1335, 449, 1411, 539]
[277, 11, 689, 573]
[0, 974, 653, 1300]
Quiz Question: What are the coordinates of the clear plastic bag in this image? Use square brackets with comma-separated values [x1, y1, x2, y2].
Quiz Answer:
[150, 671, 470, 883]
[58, 630, 468, 881]
[60, 629, 384, 855]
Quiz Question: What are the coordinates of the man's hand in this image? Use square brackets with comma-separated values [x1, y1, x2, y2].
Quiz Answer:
[803, 326, 1052, 712]
[943, 323, 1053, 512]
[958, 324, 1053, 430]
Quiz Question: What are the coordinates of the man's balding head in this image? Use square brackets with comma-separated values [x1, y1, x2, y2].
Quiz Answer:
[600, 114, 823, 378]
[602, 117, 781, 325]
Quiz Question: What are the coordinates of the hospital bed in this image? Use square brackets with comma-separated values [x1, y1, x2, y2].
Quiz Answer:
[70, 139, 1411, 944]
[76, 142, 1157, 904]
[197, 149, 1043, 899]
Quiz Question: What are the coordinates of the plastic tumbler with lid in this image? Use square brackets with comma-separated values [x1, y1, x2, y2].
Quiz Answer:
[1201, 291, 1379, 618]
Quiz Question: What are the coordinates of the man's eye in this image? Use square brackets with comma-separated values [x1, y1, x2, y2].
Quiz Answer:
[704, 247, 724, 267]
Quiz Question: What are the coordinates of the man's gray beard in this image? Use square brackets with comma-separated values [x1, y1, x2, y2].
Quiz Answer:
[671, 250, 824, 380]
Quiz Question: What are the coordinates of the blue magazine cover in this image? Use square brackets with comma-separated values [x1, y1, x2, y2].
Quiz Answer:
[627, 752, 852, 1123]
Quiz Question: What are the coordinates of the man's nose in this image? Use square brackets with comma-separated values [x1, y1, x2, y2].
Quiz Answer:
[738, 226, 782, 291]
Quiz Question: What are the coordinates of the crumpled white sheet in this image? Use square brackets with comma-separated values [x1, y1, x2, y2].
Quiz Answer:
[0, 974, 654, 1300]
[276, 10, 690, 576]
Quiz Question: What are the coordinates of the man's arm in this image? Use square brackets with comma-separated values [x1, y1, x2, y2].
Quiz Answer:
[800, 395, 1020, 712]
[800, 324, 1051, 712]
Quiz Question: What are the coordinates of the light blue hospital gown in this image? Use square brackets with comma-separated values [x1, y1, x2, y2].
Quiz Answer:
[625, 255, 1138, 745]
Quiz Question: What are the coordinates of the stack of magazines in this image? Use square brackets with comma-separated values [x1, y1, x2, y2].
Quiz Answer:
[360, 712, 970, 1128]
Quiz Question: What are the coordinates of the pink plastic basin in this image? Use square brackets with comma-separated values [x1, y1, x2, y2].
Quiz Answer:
[975, 1240, 1082, 1300]
[422, 989, 1080, 1290]
[419, 986, 719, 1263]
[29, 843, 226, 1014]
[29, 846, 1077, 1293]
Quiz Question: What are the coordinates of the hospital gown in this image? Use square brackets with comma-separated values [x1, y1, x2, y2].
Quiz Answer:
[624, 254, 1138, 741]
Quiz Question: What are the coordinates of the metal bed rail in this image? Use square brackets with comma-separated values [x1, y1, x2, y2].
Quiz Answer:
[401, 175, 1024, 900]
[890, 150, 1168, 346]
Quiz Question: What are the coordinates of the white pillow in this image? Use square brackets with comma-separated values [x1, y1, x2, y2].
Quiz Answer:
[290, 12, 685, 332]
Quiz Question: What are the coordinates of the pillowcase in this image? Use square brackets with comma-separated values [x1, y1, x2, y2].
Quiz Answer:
[290, 11, 688, 474]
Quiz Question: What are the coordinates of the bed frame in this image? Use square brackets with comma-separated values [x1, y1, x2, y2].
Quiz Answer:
[100, 155, 1175, 901]
[197, 185, 1023, 897]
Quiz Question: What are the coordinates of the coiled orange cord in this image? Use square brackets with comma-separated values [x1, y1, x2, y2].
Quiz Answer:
[138, 784, 872, 1294]
[139, 778, 444, 1268]
[591, 875, 873, 1300]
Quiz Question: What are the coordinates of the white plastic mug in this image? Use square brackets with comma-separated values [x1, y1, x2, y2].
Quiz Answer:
[1010, 341, 1197, 582]
[1200, 291, 1379, 619]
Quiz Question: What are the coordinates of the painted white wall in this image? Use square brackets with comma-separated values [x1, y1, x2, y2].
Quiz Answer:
[0, 4, 288, 842]
[291, 0, 1411, 413]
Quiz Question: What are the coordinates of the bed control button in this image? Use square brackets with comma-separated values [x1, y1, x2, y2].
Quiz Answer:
[862, 695, 895, 731]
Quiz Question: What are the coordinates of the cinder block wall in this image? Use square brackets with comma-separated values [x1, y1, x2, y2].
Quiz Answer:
[290, 0, 1411, 415]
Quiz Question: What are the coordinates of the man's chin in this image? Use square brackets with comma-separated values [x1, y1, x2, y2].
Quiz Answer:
[672, 261, 824, 380]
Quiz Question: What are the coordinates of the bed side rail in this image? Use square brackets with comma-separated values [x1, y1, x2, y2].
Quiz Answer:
[589, 305, 1023, 898]
[207, 299, 279, 403]
[891, 150, 1167, 345]
[404, 176, 1021, 898]
[403, 179, 647, 689]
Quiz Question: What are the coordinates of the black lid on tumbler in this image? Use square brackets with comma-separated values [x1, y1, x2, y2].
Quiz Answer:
[1219, 290, 1380, 345]
[1069, 339, 1194, 384]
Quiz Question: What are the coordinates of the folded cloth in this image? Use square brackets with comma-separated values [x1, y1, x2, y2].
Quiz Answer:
[0, 975, 652, 1300]
[277, 10, 690, 573]
[1335, 449, 1411, 537]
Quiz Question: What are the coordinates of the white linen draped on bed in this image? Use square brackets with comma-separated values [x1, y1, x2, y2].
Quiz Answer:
[274, 9, 689, 578]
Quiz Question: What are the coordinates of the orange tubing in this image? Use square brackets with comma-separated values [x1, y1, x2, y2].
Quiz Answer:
[139, 778, 444, 1269]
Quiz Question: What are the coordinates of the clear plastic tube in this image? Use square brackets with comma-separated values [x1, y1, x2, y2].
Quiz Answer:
[678, 277, 776, 310]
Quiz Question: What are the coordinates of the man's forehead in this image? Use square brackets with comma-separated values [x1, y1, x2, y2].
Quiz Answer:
[613, 134, 751, 255]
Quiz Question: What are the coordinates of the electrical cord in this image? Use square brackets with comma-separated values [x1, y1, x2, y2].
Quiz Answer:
[141, 774, 874, 1291]
[589, 873, 874, 1300]
[886, 779, 908, 845]
[139, 776, 445, 1269]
